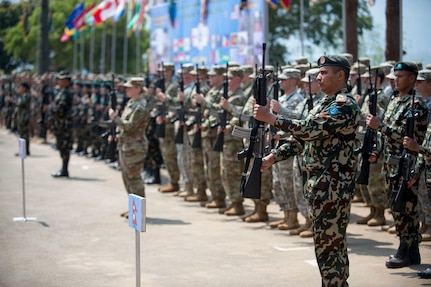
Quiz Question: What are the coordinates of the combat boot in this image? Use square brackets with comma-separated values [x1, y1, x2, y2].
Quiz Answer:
[356, 206, 375, 224]
[185, 188, 208, 202]
[158, 182, 180, 193]
[269, 210, 289, 229]
[409, 240, 421, 265]
[224, 201, 245, 216]
[278, 211, 300, 230]
[205, 199, 226, 208]
[245, 201, 269, 223]
[367, 207, 386, 226]
[419, 222, 428, 234]
[218, 202, 233, 214]
[241, 200, 258, 221]
[290, 217, 312, 236]
[422, 225, 431, 241]
[178, 182, 194, 197]
[386, 240, 411, 268]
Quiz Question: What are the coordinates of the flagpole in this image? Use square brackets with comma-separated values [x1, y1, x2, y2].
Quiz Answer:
[73, 35, 77, 72]
[123, 23, 129, 75]
[36, 4, 41, 74]
[111, 22, 117, 73]
[100, 23, 106, 74]
[90, 26, 95, 73]
[136, 30, 140, 74]
[80, 31, 85, 72]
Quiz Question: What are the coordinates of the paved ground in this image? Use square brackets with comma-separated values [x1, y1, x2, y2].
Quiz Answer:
[1, 127, 431, 287]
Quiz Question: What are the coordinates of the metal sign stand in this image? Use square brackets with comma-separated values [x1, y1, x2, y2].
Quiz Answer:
[13, 138, 37, 222]
[128, 194, 146, 287]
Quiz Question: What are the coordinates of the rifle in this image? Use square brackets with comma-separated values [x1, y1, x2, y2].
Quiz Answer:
[212, 63, 229, 152]
[238, 43, 268, 199]
[390, 90, 417, 212]
[191, 64, 202, 148]
[154, 62, 166, 138]
[173, 64, 186, 144]
[269, 62, 279, 149]
[356, 59, 362, 98]
[307, 63, 314, 112]
[355, 66, 377, 185]
[145, 60, 151, 89]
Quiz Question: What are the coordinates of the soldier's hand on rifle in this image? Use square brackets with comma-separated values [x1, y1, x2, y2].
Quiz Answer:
[156, 88, 166, 102]
[253, 100, 275, 124]
[261, 153, 275, 172]
[178, 91, 185, 102]
[195, 93, 204, 104]
[108, 108, 117, 119]
[270, 99, 281, 113]
[220, 97, 229, 110]
[403, 136, 420, 153]
[155, 115, 164, 125]
[366, 114, 380, 130]
[408, 173, 419, 188]
[368, 152, 378, 163]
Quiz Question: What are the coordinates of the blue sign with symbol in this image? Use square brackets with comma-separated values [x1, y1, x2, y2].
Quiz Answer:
[128, 194, 146, 232]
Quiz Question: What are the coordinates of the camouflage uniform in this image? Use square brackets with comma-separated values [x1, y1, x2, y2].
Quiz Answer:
[15, 89, 31, 155]
[158, 78, 180, 189]
[50, 79, 74, 176]
[379, 86, 428, 266]
[113, 92, 150, 197]
[416, 123, 431, 229]
[273, 88, 359, 286]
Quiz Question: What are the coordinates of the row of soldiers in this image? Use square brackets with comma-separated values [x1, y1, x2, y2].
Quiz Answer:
[2, 55, 431, 244]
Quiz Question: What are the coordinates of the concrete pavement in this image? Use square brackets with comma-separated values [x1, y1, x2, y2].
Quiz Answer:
[1, 127, 430, 287]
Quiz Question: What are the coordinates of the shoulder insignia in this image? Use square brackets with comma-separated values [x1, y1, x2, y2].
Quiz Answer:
[328, 105, 340, 116]
[336, 94, 346, 103]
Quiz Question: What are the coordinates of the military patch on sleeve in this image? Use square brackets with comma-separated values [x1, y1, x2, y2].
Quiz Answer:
[328, 105, 340, 116]
[336, 94, 346, 103]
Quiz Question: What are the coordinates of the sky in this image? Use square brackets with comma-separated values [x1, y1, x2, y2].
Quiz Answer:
[366, 0, 431, 66]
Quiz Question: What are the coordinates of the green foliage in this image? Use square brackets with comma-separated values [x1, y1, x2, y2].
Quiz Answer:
[268, 0, 373, 65]
[2, 0, 149, 75]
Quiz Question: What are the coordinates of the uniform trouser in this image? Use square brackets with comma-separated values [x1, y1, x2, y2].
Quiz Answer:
[292, 155, 309, 218]
[56, 131, 72, 171]
[309, 198, 351, 287]
[418, 172, 431, 225]
[358, 160, 388, 209]
[119, 149, 146, 197]
[177, 127, 192, 184]
[188, 134, 206, 191]
[202, 137, 225, 200]
[221, 139, 244, 203]
[159, 124, 180, 184]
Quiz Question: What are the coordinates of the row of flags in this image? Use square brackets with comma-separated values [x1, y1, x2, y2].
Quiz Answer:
[61, 0, 147, 42]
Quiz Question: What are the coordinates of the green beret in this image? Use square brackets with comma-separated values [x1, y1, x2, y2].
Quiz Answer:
[394, 62, 418, 74]
[317, 55, 351, 70]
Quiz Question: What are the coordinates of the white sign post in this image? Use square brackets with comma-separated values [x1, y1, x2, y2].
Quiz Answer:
[13, 138, 37, 222]
[128, 194, 146, 287]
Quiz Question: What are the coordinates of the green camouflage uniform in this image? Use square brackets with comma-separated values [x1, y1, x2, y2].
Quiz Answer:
[50, 85, 74, 170]
[379, 92, 428, 252]
[273, 89, 359, 287]
[415, 123, 431, 226]
[15, 91, 31, 154]
[113, 95, 150, 197]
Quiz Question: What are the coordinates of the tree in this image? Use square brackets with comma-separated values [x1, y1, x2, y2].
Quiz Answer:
[385, 0, 400, 61]
[267, 0, 373, 65]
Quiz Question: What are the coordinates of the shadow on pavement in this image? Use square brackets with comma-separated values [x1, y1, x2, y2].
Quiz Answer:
[146, 217, 191, 225]
[67, 177, 106, 182]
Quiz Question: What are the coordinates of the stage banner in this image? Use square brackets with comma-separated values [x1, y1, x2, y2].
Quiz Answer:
[150, 0, 266, 72]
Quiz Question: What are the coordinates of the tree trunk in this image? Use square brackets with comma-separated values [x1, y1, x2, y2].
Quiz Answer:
[345, 0, 358, 60]
[40, 0, 50, 73]
[385, 0, 401, 61]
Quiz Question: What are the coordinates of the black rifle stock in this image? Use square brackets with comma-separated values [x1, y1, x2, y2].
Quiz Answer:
[212, 63, 229, 152]
[390, 90, 417, 212]
[155, 62, 166, 138]
[357, 59, 362, 98]
[307, 63, 313, 111]
[145, 60, 150, 89]
[174, 64, 186, 144]
[356, 66, 377, 185]
[191, 64, 202, 148]
[240, 43, 267, 199]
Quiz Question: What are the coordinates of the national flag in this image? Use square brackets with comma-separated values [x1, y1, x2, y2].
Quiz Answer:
[168, 0, 177, 27]
[113, 0, 127, 23]
[201, 0, 208, 24]
[65, 2, 84, 30]
[73, 2, 96, 30]
[92, 0, 119, 25]
[60, 31, 70, 42]
[280, 0, 290, 11]
[240, 0, 248, 10]
[368, 0, 376, 7]
[266, 0, 278, 9]
[135, 0, 147, 32]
